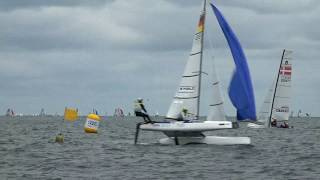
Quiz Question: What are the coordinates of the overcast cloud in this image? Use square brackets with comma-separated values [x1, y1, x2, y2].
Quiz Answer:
[0, 0, 319, 116]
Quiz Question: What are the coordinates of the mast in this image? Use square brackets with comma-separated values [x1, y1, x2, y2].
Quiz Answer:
[196, 0, 206, 119]
[268, 49, 286, 127]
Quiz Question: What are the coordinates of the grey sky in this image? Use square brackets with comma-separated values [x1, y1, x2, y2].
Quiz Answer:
[0, 0, 319, 116]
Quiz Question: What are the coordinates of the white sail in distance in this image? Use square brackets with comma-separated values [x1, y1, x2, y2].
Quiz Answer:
[270, 49, 292, 124]
[166, 0, 206, 120]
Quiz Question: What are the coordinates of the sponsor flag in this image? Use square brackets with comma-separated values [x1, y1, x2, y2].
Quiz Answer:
[280, 65, 292, 75]
[197, 13, 205, 32]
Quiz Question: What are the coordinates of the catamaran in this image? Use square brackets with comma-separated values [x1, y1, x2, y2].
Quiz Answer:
[248, 49, 292, 128]
[134, 0, 257, 145]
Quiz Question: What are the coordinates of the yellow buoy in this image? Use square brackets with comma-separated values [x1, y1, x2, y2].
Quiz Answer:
[55, 133, 64, 143]
[84, 114, 101, 133]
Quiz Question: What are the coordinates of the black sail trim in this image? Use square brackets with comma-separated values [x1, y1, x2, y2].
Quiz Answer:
[190, 52, 201, 56]
[174, 96, 199, 99]
[183, 74, 200, 78]
[209, 102, 223, 106]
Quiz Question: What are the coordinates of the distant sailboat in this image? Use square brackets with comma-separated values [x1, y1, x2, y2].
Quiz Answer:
[135, 0, 256, 145]
[248, 49, 292, 128]
[39, 108, 46, 116]
[114, 107, 124, 120]
[114, 108, 124, 117]
[6, 108, 15, 117]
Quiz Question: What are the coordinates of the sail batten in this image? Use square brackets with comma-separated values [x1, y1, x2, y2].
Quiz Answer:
[174, 96, 199, 99]
[190, 52, 202, 56]
[209, 102, 224, 106]
[183, 75, 200, 78]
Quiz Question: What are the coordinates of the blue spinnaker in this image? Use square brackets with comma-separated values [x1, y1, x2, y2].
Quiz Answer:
[210, 3, 256, 120]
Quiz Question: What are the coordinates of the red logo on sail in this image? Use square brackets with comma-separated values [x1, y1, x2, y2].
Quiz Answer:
[280, 65, 291, 75]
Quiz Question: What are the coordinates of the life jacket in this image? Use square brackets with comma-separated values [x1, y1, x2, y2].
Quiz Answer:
[134, 101, 143, 112]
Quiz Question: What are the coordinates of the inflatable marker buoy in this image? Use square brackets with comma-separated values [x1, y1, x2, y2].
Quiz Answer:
[84, 114, 101, 133]
[55, 133, 64, 143]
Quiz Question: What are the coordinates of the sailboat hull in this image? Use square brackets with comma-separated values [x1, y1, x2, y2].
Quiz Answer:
[247, 122, 266, 129]
[140, 121, 234, 132]
[159, 136, 251, 145]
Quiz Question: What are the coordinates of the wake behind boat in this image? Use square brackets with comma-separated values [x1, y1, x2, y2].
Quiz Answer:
[135, 0, 256, 145]
[248, 49, 292, 129]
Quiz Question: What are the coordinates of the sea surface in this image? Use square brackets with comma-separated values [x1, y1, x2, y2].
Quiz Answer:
[0, 116, 319, 180]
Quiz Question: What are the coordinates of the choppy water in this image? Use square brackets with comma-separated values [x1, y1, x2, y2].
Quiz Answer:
[0, 116, 319, 180]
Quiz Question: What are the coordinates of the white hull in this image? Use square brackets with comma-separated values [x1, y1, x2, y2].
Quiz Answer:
[159, 136, 251, 145]
[140, 121, 234, 132]
[247, 122, 266, 129]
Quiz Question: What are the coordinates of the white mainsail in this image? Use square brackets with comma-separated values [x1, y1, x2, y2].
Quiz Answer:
[166, 0, 206, 120]
[269, 49, 292, 125]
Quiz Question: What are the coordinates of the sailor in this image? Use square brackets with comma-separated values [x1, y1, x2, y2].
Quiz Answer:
[280, 121, 289, 128]
[270, 118, 277, 127]
[134, 98, 152, 123]
[176, 108, 189, 121]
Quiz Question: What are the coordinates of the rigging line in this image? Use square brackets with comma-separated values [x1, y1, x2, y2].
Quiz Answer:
[174, 96, 199, 99]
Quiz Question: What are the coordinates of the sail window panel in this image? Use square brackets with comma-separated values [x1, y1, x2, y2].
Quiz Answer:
[166, 98, 198, 119]
[166, 75, 199, 119]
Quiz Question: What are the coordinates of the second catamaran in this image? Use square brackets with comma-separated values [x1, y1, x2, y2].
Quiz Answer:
[248, 49, 292, 128]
